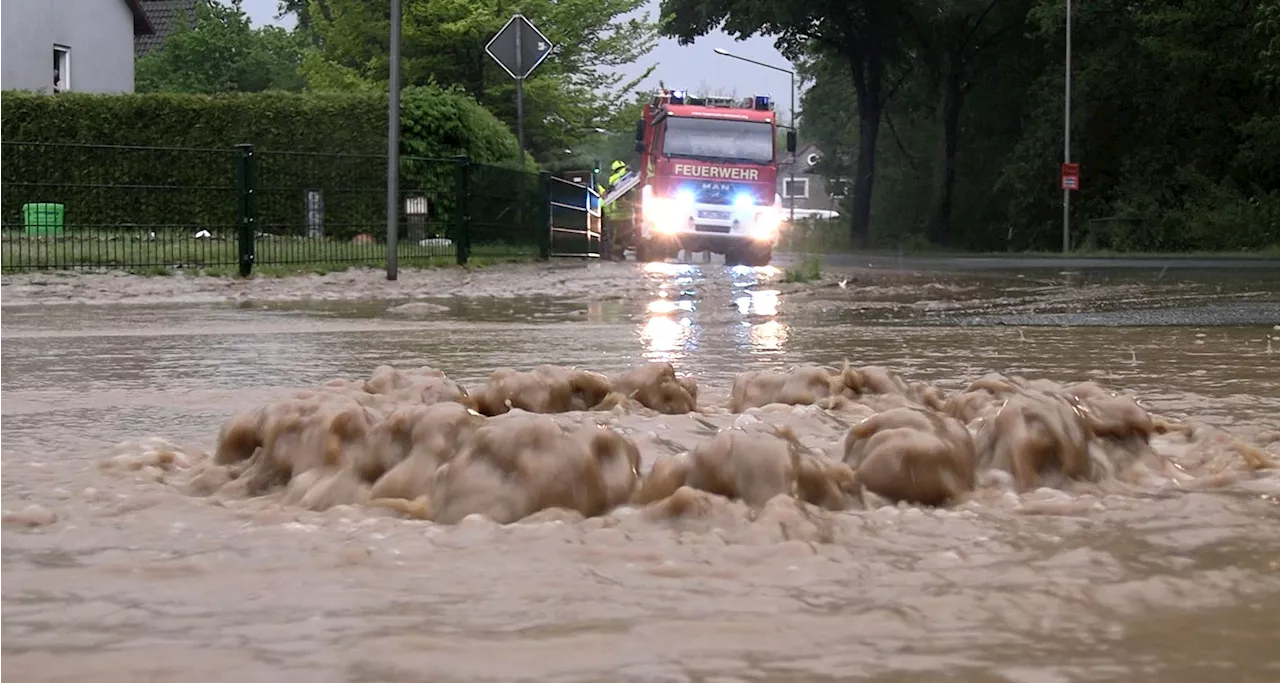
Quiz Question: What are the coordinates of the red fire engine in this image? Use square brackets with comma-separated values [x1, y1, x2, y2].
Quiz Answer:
[606, 87, 795, 266]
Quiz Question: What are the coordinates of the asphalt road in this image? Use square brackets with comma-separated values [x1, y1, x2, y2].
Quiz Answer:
[947, 301, 1280, 327]
[777, 251, 1280, 272]
[766, 250, 1280, 327]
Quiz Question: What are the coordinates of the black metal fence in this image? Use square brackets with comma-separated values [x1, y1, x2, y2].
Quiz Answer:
[1, 141, 601, 274]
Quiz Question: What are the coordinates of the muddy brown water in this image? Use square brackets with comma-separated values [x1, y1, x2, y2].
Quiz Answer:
[3, 262, 1280, 682]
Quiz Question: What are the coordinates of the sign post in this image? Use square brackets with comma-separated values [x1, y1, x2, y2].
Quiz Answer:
[485, 14, 555, 165]
[1060, 162, 1080, 191]
[1062, 0, 1073, 253]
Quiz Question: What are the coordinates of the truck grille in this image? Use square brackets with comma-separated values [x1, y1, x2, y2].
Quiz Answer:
[695, 225, 732, 234]
[695, 189, 733, 205]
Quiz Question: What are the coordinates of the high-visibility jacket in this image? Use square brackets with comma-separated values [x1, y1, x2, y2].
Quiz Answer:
[608, 162, 629, 188]
[596, 161, 630, 218]
[598, 183, 619, 219]
[603, 162, 631, 218]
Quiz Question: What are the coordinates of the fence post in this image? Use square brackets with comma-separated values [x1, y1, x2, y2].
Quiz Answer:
[454, 157, 471, 266]
[234, 143, 257, 277]
[538, 170, 552, 261]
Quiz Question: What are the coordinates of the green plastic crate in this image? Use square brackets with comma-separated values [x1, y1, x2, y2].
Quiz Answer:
[23, 203, 65, 236]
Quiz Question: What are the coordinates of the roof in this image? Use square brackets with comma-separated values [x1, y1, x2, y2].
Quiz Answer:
[134, 0, 198, 58]
[792, 142, 821, 158]
[778, 143, 827, 174]
[125, 0, 156, 36]
[665, 103, 778, 123]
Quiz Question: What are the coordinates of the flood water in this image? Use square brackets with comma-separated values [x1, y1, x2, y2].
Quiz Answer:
[3, 261, 1280, 682]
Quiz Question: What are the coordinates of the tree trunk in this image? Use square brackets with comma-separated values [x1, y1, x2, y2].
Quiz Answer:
[926, 56, 965, 245]
[849, 57, 885, 250]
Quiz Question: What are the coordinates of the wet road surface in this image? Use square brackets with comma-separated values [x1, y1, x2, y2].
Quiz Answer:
[785, 251, 1280, 273]
[3, 261, 1279, 682]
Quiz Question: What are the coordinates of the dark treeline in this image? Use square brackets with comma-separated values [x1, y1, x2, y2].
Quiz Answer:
[662, 0, 1280, 252]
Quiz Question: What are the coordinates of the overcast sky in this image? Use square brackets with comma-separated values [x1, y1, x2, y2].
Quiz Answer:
[237, 0, 804, 123]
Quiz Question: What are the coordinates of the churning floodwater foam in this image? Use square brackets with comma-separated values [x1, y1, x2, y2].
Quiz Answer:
[89, 360, 1278, 530]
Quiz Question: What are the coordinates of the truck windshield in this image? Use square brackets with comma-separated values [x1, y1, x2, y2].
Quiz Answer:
[662, 117, 774, 165]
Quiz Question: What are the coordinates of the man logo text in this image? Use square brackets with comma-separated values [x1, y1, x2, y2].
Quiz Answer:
[673, 164, 760, 181]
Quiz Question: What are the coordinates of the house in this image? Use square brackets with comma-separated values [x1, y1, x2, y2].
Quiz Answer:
[134, 0, 198, 59]
[776, 142, 848, 216]
[1, 0, 154, 94]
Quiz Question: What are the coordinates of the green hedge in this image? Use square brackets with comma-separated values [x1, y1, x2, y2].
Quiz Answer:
[1, 88, 534, 241]
[0, 87, 520, 159]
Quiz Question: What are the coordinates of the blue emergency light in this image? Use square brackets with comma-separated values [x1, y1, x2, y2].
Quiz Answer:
[671, 89, 687, 104]
[754, 95, 771, 111]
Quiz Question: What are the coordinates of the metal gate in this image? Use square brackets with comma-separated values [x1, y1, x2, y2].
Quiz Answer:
[547, 176, 601, 258]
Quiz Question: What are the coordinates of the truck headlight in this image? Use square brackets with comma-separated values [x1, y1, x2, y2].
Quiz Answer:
[645, 197, 682, 234]
[751, 209, 780, 240]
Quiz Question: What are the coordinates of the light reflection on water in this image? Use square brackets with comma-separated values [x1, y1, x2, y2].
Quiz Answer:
[742, 319, 789, 353]
[641, 263, 789, 361]
[640, 315, 696, 361]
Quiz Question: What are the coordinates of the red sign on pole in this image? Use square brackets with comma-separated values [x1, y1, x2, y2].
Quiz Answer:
[1060, 162, 1080, 191]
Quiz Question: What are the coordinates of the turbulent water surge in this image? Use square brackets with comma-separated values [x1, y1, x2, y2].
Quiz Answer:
[3, 260, 1279, 682]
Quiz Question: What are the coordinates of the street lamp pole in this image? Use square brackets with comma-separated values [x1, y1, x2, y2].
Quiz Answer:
[1062, 0, 1072, 254]
[386, 0, 401, 280]
[713, 48, 796, 223]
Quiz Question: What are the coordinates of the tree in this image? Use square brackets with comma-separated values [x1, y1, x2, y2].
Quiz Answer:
[660, 0, 915, 248]
[902, 0, 1034, 245]
[793, 0, 1280, 252]
[137, 0, 305, 94]
[798, 47, 936, 246]
[788, 1, 1034, 247]
[288, 0, 659, 161]
[987, 0, 1279, 250]
[279, 0, 329, 41]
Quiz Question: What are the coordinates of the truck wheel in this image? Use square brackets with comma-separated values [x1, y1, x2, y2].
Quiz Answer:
[745, 245, 773, 267]
[724, 248, 743, 267]
[635, 241, 661, 263]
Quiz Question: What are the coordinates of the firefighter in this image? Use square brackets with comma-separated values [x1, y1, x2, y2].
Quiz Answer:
[597, 159, 630, 260]
[596, 160, 629, 200]
[598, 160, 632, 216]
[608, 159, 630, 188]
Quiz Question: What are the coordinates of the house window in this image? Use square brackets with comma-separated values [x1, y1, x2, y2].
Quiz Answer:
[53, 45, 71, 93]
[782, 177, 809, 199]
[829, 178, 850, 198]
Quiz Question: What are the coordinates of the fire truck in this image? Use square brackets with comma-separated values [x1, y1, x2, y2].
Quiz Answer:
[603, 87, 796, 266]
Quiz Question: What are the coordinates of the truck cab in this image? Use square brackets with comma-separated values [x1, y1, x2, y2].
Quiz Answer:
[629, 88, 794, 267]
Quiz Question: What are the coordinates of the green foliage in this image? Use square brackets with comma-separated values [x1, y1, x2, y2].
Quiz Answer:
[299, 0, 659, 161]
[132, 0, 655, 168]
[791, 0, 1280, 253]
[136, 0, 306, 94]
[1, 88, 529, 243]
[0, 87, 518, 160]
[297, 48, 378, 93]
[400, 85, 523, 164]
[4, 90, 371, 151]
[782, 254, 822, 283]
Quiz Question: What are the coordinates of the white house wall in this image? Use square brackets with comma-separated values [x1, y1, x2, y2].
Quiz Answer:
[1, 0, 136, 93]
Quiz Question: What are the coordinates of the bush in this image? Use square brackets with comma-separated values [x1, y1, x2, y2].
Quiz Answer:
[0, 87, 519, 160]
[1, 88, 530, 241]
[782, 254, 822, 283]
